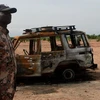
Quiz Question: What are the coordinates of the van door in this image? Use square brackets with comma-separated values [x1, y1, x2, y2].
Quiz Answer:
[40, 36, 65, 74]
[15, 38, 41, 77]
[16, 55, 41, 76]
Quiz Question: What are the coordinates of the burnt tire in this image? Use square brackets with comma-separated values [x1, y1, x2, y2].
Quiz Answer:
[62, 69, 75, 81]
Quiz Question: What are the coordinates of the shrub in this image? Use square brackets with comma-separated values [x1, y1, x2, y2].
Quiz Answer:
[97, 37, 100, 42]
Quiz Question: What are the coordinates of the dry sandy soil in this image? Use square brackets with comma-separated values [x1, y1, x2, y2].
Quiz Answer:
[14, 40, 100, 100]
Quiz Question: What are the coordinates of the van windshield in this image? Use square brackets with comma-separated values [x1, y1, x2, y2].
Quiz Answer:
[65, 34, 89, 48]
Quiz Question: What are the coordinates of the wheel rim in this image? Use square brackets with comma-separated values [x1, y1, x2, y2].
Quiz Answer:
[63, 69, 75, 80]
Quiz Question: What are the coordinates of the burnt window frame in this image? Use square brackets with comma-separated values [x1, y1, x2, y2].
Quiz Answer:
[64, 33, 90, 49]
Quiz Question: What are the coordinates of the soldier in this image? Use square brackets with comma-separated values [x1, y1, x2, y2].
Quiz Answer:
[0, 4, 17, 100]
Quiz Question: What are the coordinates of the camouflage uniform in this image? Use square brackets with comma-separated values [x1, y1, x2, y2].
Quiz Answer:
[0, 26, 17, 100]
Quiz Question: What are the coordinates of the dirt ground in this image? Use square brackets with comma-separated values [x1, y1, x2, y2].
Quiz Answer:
[14, 40, 100, 100]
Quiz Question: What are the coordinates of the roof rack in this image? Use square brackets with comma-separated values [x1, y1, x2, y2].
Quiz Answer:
[24, 25, 76, 33]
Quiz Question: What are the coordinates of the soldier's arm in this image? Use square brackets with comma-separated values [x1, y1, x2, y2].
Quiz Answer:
[0, 38, 6, 63]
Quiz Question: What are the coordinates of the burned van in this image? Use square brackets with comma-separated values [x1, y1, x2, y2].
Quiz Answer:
[13, 25, 97, 80]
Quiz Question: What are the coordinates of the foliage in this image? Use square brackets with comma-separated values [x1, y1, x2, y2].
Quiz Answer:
[97, 36, 100, 42]
[87, 34, 100, 42]
[42, 37, 50, 41]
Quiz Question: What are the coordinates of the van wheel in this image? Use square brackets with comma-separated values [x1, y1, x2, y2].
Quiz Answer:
[62, 69, 75, 81]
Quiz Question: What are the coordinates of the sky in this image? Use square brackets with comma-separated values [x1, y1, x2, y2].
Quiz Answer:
[1, 0, 100, 36]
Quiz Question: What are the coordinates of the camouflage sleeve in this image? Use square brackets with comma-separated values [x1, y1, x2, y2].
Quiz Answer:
[0, 39, 6, 63]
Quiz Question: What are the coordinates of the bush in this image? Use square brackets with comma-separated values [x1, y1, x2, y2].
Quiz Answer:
[97, 37, 100, 42]
[87, 34, 100, 42]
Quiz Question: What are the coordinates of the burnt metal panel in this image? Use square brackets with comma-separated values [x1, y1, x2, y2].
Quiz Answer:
[41, 50, 66, 73]
[16, 55, 41, 76]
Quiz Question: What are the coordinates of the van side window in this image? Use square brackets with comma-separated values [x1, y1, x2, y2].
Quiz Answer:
[55, 36, 64, 50]
[15, 39, 29, 55]
[41, 37, 51, 52]
[75, 35, 84, 47]
[41, 36, 64, 52]
[50, 36, 63, 51]
[66, 35, 76, 48]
